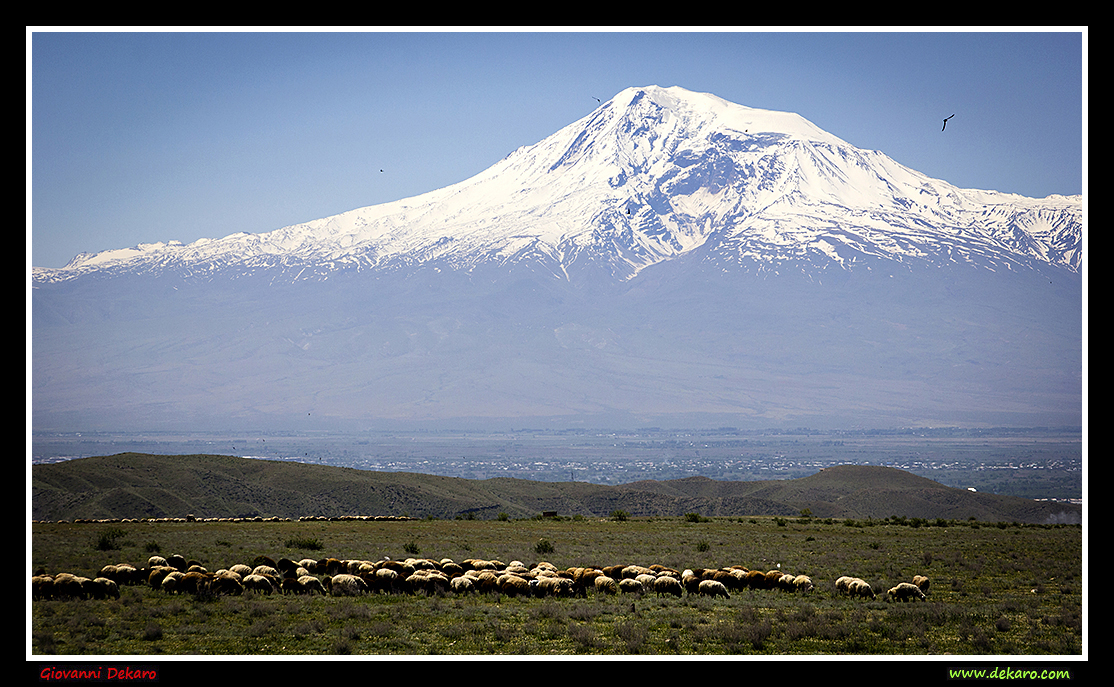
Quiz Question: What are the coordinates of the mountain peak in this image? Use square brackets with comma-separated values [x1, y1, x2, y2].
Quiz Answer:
[34, 85, 1081, 284]
[611, 85, 847, 147]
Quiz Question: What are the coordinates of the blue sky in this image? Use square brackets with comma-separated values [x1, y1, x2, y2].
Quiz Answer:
[29, 28, 1086, 268]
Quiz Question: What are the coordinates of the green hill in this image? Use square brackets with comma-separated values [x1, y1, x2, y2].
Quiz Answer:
[31, 453, 1081, 524]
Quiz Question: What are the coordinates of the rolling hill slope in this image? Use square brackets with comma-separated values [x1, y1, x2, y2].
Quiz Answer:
[31, 454, 1080, 525]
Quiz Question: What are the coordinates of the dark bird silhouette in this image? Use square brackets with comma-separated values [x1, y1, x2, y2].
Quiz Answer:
[942, 114, 955, 131]
[593, 97, 601, 103]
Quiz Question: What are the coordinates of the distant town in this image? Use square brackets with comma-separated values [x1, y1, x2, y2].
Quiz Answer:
[31, 426, 1083, 503]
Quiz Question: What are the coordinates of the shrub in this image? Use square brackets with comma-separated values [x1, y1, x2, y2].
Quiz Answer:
[403, 541, 420, 555]
[534, 538, 555, 555]
[610, 510, 629, 521]
[696, 539, 710, 552]
[284, 536, 323, 550]
[94, 527, 126, 551]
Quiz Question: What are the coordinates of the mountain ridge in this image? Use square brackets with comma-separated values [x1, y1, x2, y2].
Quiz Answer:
[31, 453, 1080, 525]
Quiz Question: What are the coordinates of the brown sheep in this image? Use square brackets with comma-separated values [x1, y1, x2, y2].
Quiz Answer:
[209, 574, 244, 596]
[497, 574, 531, 597]
[742, 570, 767, 590]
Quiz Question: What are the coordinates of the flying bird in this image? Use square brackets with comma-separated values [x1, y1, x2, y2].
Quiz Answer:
[593, 97, 601, 103]
[941, 114, 955, 131]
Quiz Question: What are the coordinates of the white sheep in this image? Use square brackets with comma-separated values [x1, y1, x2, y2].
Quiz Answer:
[325, 573, 368, 596]
[887, 582, 926, 602]
[912, 575, 930, 594]
[594, 575, 618, 595]
[792, 574, 814, 593]
[242, 574, 275, 595]
[298, 575, 326, 595]
[697, 579, 730, 599]
[848, 579, 876, 600]
[618, 578, 645, 595]
[653, 575, 684, 598]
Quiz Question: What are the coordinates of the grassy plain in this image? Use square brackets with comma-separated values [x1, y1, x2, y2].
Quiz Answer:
[30, 515, 1083, 657]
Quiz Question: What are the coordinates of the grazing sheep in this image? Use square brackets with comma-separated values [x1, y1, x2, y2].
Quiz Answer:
[887, 582, 926, 602]
[297, 575, 326, 595]
[912, 575, 930, 594]
[697, 579, 730, 599]
[848, 579, 876, 600]
[242, 574, 275, 595]
[280, 577, 305, 595]
[450, 575, 475, 594]
[618, 578, 645, 595]
[742, 570, 767, 590]
[176, 571, 211, 595]
[52, 573, 85, 599]
[535, 575, 574, 598]
[653, 575, 684, 598]
[229, 564, 253, 578]
[89, 577, 120, 599]
[209, 574, 243, 596]
[160, 571, 187, 594]
[776, 573, 798, 592]
[370, 567, 400, 594]
[497, 574, 531, 598]
[635, 573, 658, 588]
[835, 576, 855, 595]
[165, 554, 188, 572]
[146, 566, 174, 589]
[252, 565, 280, 579]
[324, 573, 369, 596]
[472, 570, 501, 594]
[32, 575, 55, 600]
[594, 575, 618, 595]
[792, 575, 814, 593]
[681, 570, 702, 595]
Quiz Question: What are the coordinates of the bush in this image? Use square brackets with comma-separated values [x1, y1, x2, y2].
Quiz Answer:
[403, 541, 420, 555]
[610, 510, 629, 521]
[534, 538, 555, 555]
[696, 539, 710, 552]
[94, 527, 126, 551]
[285, 537, 323, 550]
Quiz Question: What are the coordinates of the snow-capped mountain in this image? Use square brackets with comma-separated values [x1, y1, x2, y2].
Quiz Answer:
[34, 85, 1081, 285]
[31, 86, 1084, 432]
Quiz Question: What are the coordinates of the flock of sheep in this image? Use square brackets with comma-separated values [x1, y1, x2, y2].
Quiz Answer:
[32, 553, 931, 605]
